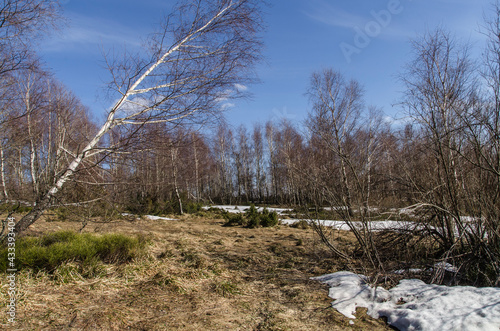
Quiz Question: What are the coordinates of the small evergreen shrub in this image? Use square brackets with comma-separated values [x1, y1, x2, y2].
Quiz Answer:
[246, 204, 260, 228]
[260, 208, 279, 227]
[185, 201, 203, 214]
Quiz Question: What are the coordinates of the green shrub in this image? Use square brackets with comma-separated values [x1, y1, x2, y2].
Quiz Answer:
[223, 205, 279, 228]
[244, 204, 261, 228]
[185, 201, 203, 214]
[0, 231, 146, 273]
[245, 204, 259, 218]
[260, 208, 278, 227]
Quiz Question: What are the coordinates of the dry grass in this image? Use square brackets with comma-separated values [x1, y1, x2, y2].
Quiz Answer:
[0, 213, 391, 330]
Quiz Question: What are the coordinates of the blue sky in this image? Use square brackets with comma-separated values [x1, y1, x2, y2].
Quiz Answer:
[40, 0, 491, 129]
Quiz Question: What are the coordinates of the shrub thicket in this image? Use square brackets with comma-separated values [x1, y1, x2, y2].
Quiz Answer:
[223, 205, 278, 228]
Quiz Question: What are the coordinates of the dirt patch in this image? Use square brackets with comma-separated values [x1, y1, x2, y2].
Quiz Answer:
[0, 213, 391, 330]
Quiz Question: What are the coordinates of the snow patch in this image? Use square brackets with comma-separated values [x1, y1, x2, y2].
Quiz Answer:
[313, 271, 500, 331]
[121, 213, 178, 221]
[282, 218, 418, 232]
[144, 215, 178, 221]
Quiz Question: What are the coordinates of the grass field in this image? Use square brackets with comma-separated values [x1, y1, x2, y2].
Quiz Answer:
[0, 213, 391, 330]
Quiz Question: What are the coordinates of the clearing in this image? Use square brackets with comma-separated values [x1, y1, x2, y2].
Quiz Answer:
[0, 212, 391, 330]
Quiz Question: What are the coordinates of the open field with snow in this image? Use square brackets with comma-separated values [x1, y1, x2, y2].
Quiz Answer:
[0, 211, 391, 330]
[1, 206, 499, 330]
[204, 205, 500, 330]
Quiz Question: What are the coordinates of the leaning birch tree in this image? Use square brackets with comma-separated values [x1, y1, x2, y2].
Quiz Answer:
[12, 0, 263, 234]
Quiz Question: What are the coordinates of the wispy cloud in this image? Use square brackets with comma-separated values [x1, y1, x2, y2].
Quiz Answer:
[42, 13, 145, 53]
[304, 1, 365, 29]
[234, 83, 248, 92]
[304, 0, 417, 41]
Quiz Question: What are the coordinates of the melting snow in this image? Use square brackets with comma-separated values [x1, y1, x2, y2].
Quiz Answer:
[313, 271, 500, 331]
[281, 218, 418, 232]
[121, 213, 178, 221]
[144, 215, 178, 221]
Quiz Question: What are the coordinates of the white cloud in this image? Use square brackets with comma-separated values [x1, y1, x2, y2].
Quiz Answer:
[116, 96, 152, 117]
[234, 83, 248, 92]
[304, 1, 365, 29]
[42, 13, 145, 53]
[221, 102, 235, 110]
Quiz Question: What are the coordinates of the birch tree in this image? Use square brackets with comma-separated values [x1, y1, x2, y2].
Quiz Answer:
[306, 69, 363, 216]
[13, 0, 263, 234]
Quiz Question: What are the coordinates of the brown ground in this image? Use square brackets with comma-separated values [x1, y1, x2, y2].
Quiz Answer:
[0, 212, 392, 330]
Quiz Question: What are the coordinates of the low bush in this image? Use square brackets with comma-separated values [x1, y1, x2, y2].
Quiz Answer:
[223, 204, 279, 228]
[185, 201, 203, 214]
[0, 231, 146, 273]
[260, 207, 279, 227]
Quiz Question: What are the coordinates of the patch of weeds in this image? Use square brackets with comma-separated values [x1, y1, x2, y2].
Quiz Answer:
[284, 287, 301, 299]
[278, 256, 299, 269]
[183, 269, 210, 279]
[151, 273, 186, 293]
[265, 266, 278, 279]
[222, 212, 246, 227]
[0, 231, 146, 274]
[235, 259, 249, 270]
[52, 261, 106, 283]
[211, 280, 240, 297]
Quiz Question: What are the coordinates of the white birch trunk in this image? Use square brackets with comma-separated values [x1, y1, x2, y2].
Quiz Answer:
[0, 145, 8, 200]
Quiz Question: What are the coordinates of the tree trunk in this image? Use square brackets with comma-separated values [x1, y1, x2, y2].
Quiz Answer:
[192, 133, 200, 202]
[0, 144, 8, 200]
[171, 147, 183, 214]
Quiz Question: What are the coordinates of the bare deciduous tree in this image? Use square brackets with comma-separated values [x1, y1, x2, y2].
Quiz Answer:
[12, 0, 264, 234]
[0, 0, 61, 77]
[307, 68, 363, 216]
